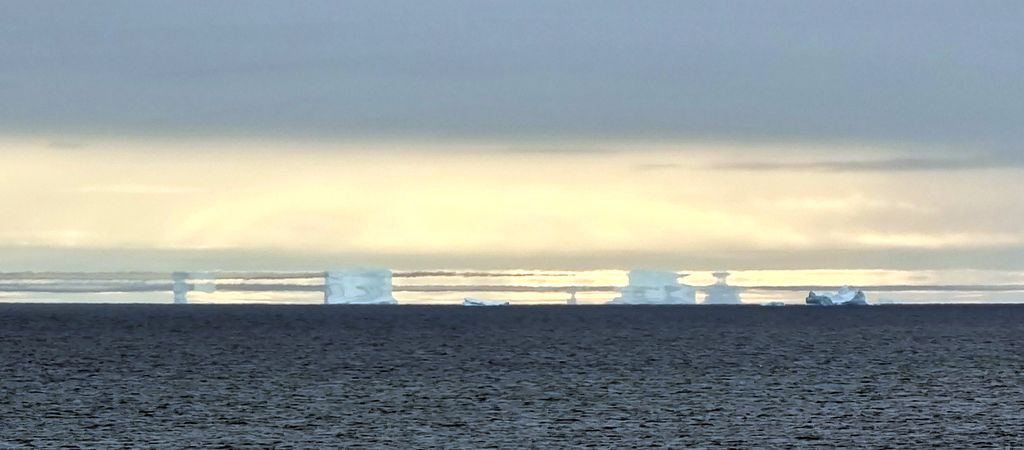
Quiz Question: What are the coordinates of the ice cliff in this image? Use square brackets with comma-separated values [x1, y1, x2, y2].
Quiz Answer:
[324, 269, 398, 304]
[610, 270, 696, 304]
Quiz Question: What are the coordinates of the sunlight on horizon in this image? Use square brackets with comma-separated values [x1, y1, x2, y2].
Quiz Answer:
[4, 137, 1023, 272]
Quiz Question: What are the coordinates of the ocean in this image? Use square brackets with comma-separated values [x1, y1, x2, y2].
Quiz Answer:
[2, 304, 1023, 447]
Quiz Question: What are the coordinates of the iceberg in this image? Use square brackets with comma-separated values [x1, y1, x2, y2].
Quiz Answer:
[324, 269, 398, 304]
[463, 297, 511, 306]
[171, 272, 215, 304]
[703, 271, 743, 304]
[761, 301, 787, 307]
[172, 272, 189, 304]
[609, 270, 696, 304]
[806, 286, 869, 305]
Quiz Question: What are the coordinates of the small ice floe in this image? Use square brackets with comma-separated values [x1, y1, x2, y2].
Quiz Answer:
[463, 297, 511, 306]
[806, 286, 869, 306]
[761, 301, 787, 307]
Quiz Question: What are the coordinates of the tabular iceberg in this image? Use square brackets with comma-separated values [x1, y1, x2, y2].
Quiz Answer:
[610, 270, 696, 304]
[324, 269, 398, 304]
[806, 286, 869, 306]
[463, 297, 511, 306]
[703, 271, 743, 304]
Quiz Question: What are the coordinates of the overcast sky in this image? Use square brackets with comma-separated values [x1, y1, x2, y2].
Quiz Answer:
[2, 1, 1023, 271]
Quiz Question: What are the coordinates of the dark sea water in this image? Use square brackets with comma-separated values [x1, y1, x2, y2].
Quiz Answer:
[2, 304, 1024, 448]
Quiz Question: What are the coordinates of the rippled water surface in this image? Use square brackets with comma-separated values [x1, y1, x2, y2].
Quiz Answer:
[3, 304, 1024, 448]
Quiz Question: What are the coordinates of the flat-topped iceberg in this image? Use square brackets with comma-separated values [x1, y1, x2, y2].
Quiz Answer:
[463, 297, 511, 306]
[324, 269, 398, 304]
[806, 286, 869, 306]
[703, 271, 742, 304]
[610, 270, 696, 304]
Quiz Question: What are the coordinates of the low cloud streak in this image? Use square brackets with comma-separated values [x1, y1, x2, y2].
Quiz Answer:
[713, 157, 1020, 173]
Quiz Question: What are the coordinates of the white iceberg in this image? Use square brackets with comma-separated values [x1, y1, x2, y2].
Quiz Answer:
[172, 271, 189, 304]
[761, 301, 787, 307]
[609, 270, 696, 304]
[463, 297, 510, 306]
[703, 271, 743, 304]
[806, 286, 869, 306]
[324, 269, 398, 304]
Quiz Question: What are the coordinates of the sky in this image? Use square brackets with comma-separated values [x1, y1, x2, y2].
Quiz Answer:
[1, 1, 1023, 271]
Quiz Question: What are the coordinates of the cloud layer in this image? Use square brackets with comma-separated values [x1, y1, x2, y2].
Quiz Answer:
[713, 157, 1021, 172]
[2, 2, 1024, 271]
[2, 1, 1022, 157]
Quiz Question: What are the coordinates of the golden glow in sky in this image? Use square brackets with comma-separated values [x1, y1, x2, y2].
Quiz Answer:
[3, 136, 1023, 271]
